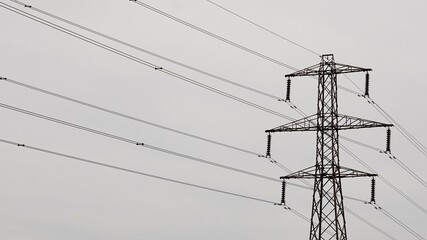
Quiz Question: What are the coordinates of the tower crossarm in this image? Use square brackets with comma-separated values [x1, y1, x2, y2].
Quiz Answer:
[285, 61, 372, 78]
[266, 114, 392, 133]
[266, 114, 317, 133]
[280, 165, 377, 180]
[336, 114, 393, 130]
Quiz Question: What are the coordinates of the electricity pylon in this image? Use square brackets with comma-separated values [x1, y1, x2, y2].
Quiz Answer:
[266, 54, 392, 240]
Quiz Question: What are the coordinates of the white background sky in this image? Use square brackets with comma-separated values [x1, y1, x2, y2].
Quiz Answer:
[0, 0, 426, 239]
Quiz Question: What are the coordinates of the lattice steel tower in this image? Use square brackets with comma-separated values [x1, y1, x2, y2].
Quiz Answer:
[266, 54, 392, 240]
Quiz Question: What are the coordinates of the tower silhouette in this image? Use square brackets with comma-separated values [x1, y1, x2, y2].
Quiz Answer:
[266, 54, 392, 239]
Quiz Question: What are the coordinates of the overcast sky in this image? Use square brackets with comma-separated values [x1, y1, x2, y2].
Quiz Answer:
[0, 0, 426, 239]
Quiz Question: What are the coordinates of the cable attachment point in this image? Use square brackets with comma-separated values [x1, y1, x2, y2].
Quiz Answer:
[136, 142, 144, 146]
[24, 4, 32, 8]
[285, 77, 291, 102]
[17, 144, 25, 147]
[273, 202, 291, 210]
[266, 133, 272, 158]
[385, 127, 391, 153]
[364, 72, 370, 97]
[0, 77, 6, 80]
[154, 67, 163, 70]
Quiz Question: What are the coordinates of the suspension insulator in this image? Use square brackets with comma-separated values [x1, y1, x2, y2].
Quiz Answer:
[285, 77, 291, 102]
[281, 180, 286, 205]
[364, 72, 370, 97]
[266, 133, 272, 158]
[370, 177, 376, 203]
[386, 128, 391, 153]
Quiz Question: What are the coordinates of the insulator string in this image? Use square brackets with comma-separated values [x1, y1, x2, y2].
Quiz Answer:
[281, 180, 286, 205]
[266, 133, 272, 158]
[386, 128, 391, 153]
[364, 72, 370, 97]
[370, 177, 376, 204]
[286, 77, 291, 102]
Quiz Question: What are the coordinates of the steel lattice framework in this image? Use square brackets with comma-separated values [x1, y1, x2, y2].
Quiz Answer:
[266, 54, 392, 240]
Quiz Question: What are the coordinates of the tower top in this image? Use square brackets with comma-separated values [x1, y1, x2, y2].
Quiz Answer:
[285, 54, 371, 78]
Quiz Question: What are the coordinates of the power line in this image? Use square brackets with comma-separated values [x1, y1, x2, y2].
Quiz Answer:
[343, 73, 365, 93]
[280, 88, 427, 191]
[272, 146, 400, 239]
[345, 207, 398, 240]
[267, 78, 427, 218]
[9, 0, 285, 102]
[129, 0, 362, 97]
[379, 207, 425, 240]
[366, 101, 427, 188]
[1, 76, 375, 204]
[0, 116, 403, 240]
[1, 82, 395, 240]
[0, 77, 261, 157]
[0, 137, 335, 229]
[159, 69, 294, 120]
[6, 99, 407, 212]
[280, 84, 427, 237]
[341, 144, 427, 215]
[205, 0, 320, 57]
[273, 96, 425, 199]
[0, 77, 371, 203]
[371, 101, 427, 157]
[2, 2, 421, 237]
[389, 155, 427, 188]
[273, 55, 424, 239]
[129, 0, 298, 71]
[0, 2, 295, 121]
[339, 135, 383, 152]
[5, 73, 379, 178]
[340, 134, 427, 188]
[0, 101, 280, 183]
[7, 0, 362, 111]
[341, 72, 427, 162]
[4, 0, 361, 124]
[0, 138, 276, 204]
[336, 67, 427, 191]
[345, 71, 427, 157]
[4, 101, 403, 239]
[282, 97, 427, 232]
[0, 97, 413, 240]
[125, 0, 360, 99]
[287, 76, 427, 190]
[289, 208, 311, 222]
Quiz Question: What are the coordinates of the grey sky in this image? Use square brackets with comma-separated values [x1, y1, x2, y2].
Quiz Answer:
[0, 0, 426, 239]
